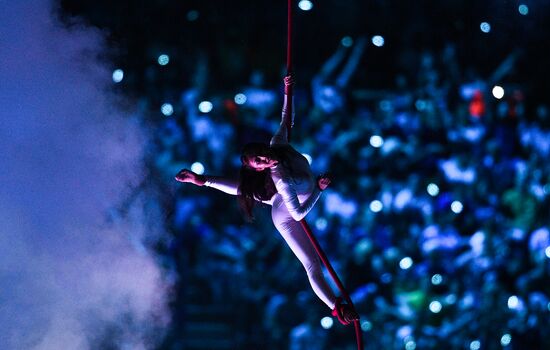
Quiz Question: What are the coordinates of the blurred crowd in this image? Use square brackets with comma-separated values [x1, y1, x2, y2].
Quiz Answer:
[149, 38, 550, 350]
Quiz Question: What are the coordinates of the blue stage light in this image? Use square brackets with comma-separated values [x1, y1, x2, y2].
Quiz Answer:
[518, 4, 528, 16]
[234, 93, 247, 105]
[161, 103, 174, 116]
[298, 0, 313, 11]
[371, 35, 384, 47]
[480, 22, 491, 33]
[191, 162, 205, 175]
[158, 54, 170, 66]
[112, 69, 124, 83]
[198, 101, 213, 113]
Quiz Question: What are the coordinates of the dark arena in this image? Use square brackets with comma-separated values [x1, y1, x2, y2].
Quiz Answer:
[2, 1, 550, 349]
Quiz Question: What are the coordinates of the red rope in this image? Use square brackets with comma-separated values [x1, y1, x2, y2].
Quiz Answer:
[298, 220, 364, 350]
[286, 0, 293, 75]
[285, 1, 363, 349]
[285, 0, 293, 141]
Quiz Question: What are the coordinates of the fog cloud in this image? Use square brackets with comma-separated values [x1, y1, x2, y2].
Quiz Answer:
[0, 1, 170, 349]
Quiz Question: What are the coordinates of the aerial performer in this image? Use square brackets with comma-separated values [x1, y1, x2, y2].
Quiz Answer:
[175, 75, 359, 326]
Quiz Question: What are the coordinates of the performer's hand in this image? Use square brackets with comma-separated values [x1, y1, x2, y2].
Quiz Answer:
[284, 73, 294, 94]
[175, 169, 205, 186]
[317, 174, 331, 191]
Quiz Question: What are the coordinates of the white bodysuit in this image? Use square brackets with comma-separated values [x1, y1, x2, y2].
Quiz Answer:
[203, 102, 337, 309]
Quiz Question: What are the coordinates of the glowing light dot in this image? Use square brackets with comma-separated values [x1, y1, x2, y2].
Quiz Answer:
[405, 340, 417, 350]
[361, 320, 372, 331]
[544, 183, 550, 194]
[492, 85, 505, 99]
[112, 69, 124, 83]
[191, 162, 205, 175]
[320, 316, 333, 329]
[187, 10, 199, 21]
[341, 36, 353, 47]
[379, 100, 392, 111]
[480, 22, 491, 33]
[545, 247, 550, 259]
[370, 135, 384, 148]
[161, 103, 174, 116]
[518, 5, 529, 16]
[415, 99, 427, 111]
[302, 153, 312, 165]
[451, 201, 463, 214]
[508, 295, 519, 309]
[501, 334, 512, 346]
[298, 0, 313, 11]
[445, 294, 457, 304]
[158, 54, 170, 66]
[547, 302, 550, 312]
[429, 301, 442, 313]
[371, 35, 384, 47]
[198, 101, 213, 113]
[369, 200, 383, 213]
[427, 183, 439, 196]
[470, 340, 481, 350]
[399, 257, 413, 270]
[431, 274, 443, 285]
[315, 217, 328, 231]
[234, 93, 247, 105]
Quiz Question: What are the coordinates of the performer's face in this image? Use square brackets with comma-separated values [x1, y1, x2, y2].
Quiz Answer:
[246, 155, 278, 171]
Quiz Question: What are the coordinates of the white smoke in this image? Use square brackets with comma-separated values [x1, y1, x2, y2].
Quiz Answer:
[0, 1, 170, 349]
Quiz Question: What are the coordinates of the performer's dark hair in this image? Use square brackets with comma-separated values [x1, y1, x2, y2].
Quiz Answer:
[238, 142, 292, 222]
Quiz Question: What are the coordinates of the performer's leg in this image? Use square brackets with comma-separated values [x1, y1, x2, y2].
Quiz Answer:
[271, 196, 337, 309]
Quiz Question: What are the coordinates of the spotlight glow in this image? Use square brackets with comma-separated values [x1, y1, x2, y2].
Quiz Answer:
[470, 340, 481, 350]
[320, 316, 333, 329]
[427, 183, 439, 196]
[431, 274, 443, 285]
[198, 101, 213, 113]
[501, 334, 512, 346]
[187, 10, 199, 21]
[445, 294, 457, 304]
[161, 103, 174, 116]
[158, 54, 170, 66]
[298, 0, 313, 11]
[405, 340, 417, 350]
[370, 135, 384, 148]
[361, 320, 372, 331]
[112, 69, 124, 83]
[518, 4, 529, 16]
[315, 217, 328, 231]
[371, 35, 384, 47]
[492, 85, 505, 99]
[451, 201, 463, 214]
[429, 301, 442, 313]
[341, 36, 353, 47]
[234, 93, 247, 105]
[190, 162, 205, 175]
[480, 22, 491, 33]
[508, 295, 519, 309]
[415, 99, 427, 111]
[399, 257, 413, 270]
[369, 200, 383, 213]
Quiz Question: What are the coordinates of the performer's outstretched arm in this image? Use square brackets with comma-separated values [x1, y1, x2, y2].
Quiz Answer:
[175, 169, 239, 195]
[270, 75, 295, 146]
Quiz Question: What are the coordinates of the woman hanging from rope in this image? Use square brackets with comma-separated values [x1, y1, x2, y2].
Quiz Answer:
[175, 74, 358, 325]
